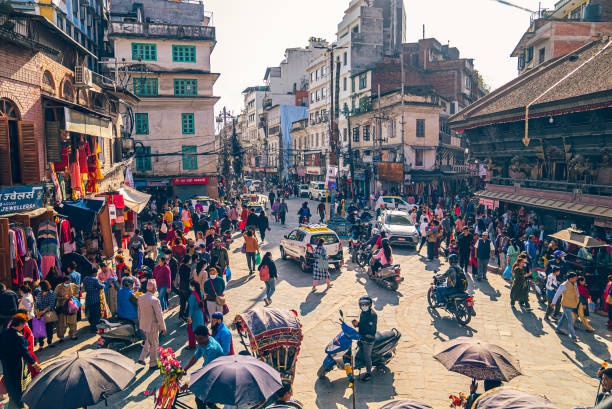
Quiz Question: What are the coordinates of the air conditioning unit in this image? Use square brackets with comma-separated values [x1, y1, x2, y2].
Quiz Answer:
[75, 66, 93, 87]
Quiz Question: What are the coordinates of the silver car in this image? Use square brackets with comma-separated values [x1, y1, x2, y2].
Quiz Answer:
[375, 210, 419, 247]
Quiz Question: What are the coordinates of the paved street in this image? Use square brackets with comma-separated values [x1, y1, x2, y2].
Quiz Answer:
[25, 198, 610, 409]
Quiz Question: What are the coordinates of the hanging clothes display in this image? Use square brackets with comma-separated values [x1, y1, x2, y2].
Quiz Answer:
[37, 220, 61, 278]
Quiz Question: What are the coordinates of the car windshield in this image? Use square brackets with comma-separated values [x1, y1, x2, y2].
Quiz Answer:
[385, 215, 413, 226]
[310, 234, 339, 245]
[300, 184, 308, 189]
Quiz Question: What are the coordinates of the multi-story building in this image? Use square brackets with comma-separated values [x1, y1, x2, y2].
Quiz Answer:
[106, 0, 219, 199]
[511, 0, 612, 75]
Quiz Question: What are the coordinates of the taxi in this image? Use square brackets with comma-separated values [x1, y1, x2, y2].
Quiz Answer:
[246, 202, 265, 214]
[280, 224, 344, 272]
[192, 196, 217, 213]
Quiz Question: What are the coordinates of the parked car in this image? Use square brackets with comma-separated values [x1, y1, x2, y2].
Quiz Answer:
[298, 184, 309, 198]
[309, 181, 326, 201]
[280, 224, 344, 272]
[374, 210, 419, 247]
[192, 196, 217, 213]
[375, 196, 417, 213]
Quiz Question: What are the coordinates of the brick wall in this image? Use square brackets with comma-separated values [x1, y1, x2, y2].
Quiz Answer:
[0, 41, 74, 182]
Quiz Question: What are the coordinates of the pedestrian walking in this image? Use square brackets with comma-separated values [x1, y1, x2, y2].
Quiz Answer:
[544, 266, 560, 320]
[33, 280, 56, 349]
[0, 282, 18, 331]
[317, 202, 326, 223]
[279, 199, 288, 225]
[272, 199, 280, 223]
[551, 272, 580, 342]
[203, 268, 225, 321]
[0, 316, 40, 409]
[312, 239, 332, 292]
[54, 277, 79, 342]
[576, 276, 594, 332]
[258, 211, 270, 243]
[457, 226, 471, 273]
[83, 269, 105, 332]
[418, 218, 429, 253]
[187, 280, 205, 349]
[153, 256, 171, 311]
[243, 230, 259, 275]
[143, 222, 158, 259]
[475, 231, 494, 281]
[178, 255, 192, 321]
[258, 251, 278, 306]
[211, 311, 233, 356]
[504, 239, 520, 281]
[137, 279, 167, 368]
[510, 256, 531, 310]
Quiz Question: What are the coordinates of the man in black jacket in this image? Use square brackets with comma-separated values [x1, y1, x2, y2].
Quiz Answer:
[0, 283, 18, 331]
[352, 296, 377, 381]
[458, 226, 472, 273]
[143, 223, 158, 259]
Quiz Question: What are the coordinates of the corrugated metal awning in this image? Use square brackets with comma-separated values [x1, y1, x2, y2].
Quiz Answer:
[476, 190, 612, 220]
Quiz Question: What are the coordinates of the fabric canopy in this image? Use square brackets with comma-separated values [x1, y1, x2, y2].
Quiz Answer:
[55, 198, 105, 231]
[117, 185, 151, 214]
[549, 228, 607, 248]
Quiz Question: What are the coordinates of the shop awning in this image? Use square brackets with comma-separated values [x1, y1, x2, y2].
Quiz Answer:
[549, 228, 607, 248]
[55, 199, 105, 231]
[118, 185, 151, 213]
[476, 190, 612, 221]
[64, 107, 112, 138]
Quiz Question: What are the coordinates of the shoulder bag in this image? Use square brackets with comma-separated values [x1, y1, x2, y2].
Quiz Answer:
[210, 279, 226, 306]
[43, 310, 58, 323]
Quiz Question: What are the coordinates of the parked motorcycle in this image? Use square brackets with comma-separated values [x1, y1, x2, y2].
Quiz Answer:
[317, 310, 401, 380]
[533, 269, 547, 304]
[367, 258, 403, 291]
[96, 318, 142, 350]
[223, 229, 233, 249]
[427, 274, 475, 325]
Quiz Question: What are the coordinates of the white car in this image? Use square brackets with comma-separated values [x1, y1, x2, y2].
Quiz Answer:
[309, 181, 326, 201]
[280, 225, 344, 272]
[298, 184, 309, 198]
[375, 210, 419, 247]
[192, 196, 216, 213]
[375, 196, 417, 213]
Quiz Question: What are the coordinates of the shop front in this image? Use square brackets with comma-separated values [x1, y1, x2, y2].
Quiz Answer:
[173, 177, 217, 201]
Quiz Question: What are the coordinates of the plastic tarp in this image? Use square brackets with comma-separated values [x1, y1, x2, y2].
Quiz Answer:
[117, 185, 151, 214]
[55, 198, 105, 231]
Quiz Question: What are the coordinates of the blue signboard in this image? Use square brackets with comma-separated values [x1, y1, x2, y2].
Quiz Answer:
[0, 185, 44, 215]
[327, 182, 337, 190]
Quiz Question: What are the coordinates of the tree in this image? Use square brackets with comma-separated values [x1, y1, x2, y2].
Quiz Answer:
[473, 69, 491, 94]
[231, 120, 243, 179]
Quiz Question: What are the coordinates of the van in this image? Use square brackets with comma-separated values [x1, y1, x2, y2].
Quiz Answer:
[308, 181, 326, 201]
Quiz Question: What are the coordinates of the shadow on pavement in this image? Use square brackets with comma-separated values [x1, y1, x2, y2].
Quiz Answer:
[511, 306, 547, 337]
[473, 279, 502, 302]
[353, 269, 402, 310]
[300, 291, 327, 316]
[427, 306, 477, 341]
[315, 370, 397, 409]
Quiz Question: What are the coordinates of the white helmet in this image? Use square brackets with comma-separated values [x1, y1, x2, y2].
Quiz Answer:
[371, 227, 380, 235]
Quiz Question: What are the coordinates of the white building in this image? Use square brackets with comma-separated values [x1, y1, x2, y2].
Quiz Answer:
[107, 0, 219, 199]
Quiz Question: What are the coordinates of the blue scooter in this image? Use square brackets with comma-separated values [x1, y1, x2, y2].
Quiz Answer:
[317, 310, 401, 380]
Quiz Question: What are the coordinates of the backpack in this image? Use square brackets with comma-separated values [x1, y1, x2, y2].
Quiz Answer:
[449, 266, 468, 292]
[259, 264, 270, 282]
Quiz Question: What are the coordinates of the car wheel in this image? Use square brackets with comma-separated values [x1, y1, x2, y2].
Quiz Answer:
[300, 258, 310, 272]
[280, 246, 287, 260]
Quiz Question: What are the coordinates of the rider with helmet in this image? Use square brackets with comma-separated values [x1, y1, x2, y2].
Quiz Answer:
[297, 202, 311, 224]
[117, 277, 139, 326]
[435, 254, 464, 305]
[371, 238, 393, 277]
[350, 218, 367, 240]
[545, 250, 568, 282]
[351, 296, 377, 382]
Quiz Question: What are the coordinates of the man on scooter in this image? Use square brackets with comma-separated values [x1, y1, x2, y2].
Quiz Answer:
[435, 254, 463, 305]
[351, 296, 377, 382]
[117, 277, 139, 327]
[297, 202, 311, 224]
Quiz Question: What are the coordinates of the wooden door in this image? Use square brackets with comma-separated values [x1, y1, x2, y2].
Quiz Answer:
[0, 118, 12, 185]
[18, 121, 41, 184]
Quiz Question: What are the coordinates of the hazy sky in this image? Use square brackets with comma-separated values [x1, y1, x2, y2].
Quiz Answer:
[206, 0, 555, 117]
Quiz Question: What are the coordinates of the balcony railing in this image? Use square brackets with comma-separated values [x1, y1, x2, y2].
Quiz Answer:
[440, 164, 468, 173]
[489, 177, 612, 197]
[110, 21, 215, 41]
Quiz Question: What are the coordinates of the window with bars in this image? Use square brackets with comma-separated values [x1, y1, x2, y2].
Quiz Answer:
[181, 113, 195, 134]
[359, 73, 367, 90]
[172, 45, 196, 62]
[132, 43, 157, 61]
[363, 125, 370, 142]
[135, 146, 152, 171]
[416, 119, 425, 137]
[133, 78, 158, 96]
[182, 145, 197, 170]
[174, 79, 198, 96]
[353, 126, 360, 142]
[135, 113, 149, 134]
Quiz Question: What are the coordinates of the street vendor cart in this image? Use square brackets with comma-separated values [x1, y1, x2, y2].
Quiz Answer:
[233, 307, 303, 385]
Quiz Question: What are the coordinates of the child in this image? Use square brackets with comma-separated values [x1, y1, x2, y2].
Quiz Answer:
[576, 276, 594, 332]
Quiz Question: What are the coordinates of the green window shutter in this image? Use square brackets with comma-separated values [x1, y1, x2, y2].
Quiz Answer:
[182, 145, 197, 170]
[135, 113, 149, 134]
[136, 146, 151, 171]
[133, 78, 158, 96]
[173, 79, 197, 96]
[132, 43, 157, 61]
[181, 113, 195, 134]
[172, 45, 196, 62]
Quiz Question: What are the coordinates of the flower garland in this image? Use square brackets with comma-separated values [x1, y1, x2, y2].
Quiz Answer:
[449, 392, 467, 408]
[154, 347, 183, 409]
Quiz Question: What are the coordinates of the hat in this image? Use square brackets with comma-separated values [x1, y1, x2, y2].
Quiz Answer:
[211, 312, 223, 320]
[567, 272, 578, 279]
[482, 231, 489, 236]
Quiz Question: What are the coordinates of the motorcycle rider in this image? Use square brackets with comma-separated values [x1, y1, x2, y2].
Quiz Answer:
[117, 277, 139, 327]
[350, 218, 367, 241]
[219, 213, 232, 234]
[297, 202, 311, 224]
[351, 296, 377, 382]
[435, 254, 464, 305]
[128, 230, 146, 269]
[545, 250, 568, 282]
[371, 239, 393, 277]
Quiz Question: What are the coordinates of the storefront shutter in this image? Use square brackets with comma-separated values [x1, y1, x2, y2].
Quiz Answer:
[18, 121, 41, 184]
[0, 218, 11, 286]
[45, 121, 61, 162]
[0, 118, 12, 186]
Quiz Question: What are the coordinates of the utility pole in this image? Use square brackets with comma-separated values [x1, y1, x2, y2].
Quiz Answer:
[400, 45, 406, 194]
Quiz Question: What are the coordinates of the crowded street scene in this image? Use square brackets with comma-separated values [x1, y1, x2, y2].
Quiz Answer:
[1, 0, 612, 408]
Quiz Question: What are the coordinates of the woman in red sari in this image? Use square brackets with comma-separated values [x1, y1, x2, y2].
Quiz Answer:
[13, 311, 39, 377]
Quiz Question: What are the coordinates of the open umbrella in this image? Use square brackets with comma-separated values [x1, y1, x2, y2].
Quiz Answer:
[23, 349, 135, 409]
[472, 388, 558, 409]
[380, 400, 433, 409]
[549, 228, 607, 248]
[189, 354, 282, 406]
[434, 337, 521, 382]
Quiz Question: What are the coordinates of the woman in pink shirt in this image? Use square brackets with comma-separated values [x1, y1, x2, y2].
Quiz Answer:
[153, 257, 171, 311]
[372, 239, 393, 277]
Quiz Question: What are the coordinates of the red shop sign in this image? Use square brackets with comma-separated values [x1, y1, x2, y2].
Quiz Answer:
[172, 177, 209, 185]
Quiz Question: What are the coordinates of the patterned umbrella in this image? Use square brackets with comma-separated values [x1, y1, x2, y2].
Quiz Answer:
[434, 337, 521, 382]
[379, 400, 433, 409]
[473, 388, 558, 409]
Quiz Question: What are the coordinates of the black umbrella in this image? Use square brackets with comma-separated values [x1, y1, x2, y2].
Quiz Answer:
[61, 252, 93, 276]
[23, 349, 135, 409]
[380, 400, 433, 409]
[189, 355, 282, 406]
[472, 388, 558, 409]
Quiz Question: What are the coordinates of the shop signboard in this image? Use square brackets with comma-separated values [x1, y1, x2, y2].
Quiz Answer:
[479, 198, 499, 210]
[0, 185, 44, 214]
[325, 165, 338, 190]
[172, 177, 209, 185]
[297, 167, 306, 177]
[306, 166, 321, 175]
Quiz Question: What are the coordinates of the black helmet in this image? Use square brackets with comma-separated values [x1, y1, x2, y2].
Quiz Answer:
[449, 254, 459, 265]
[381, 238, 390, 247]
[359, 296, 372, 308]
[122, 277, 134, 288]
